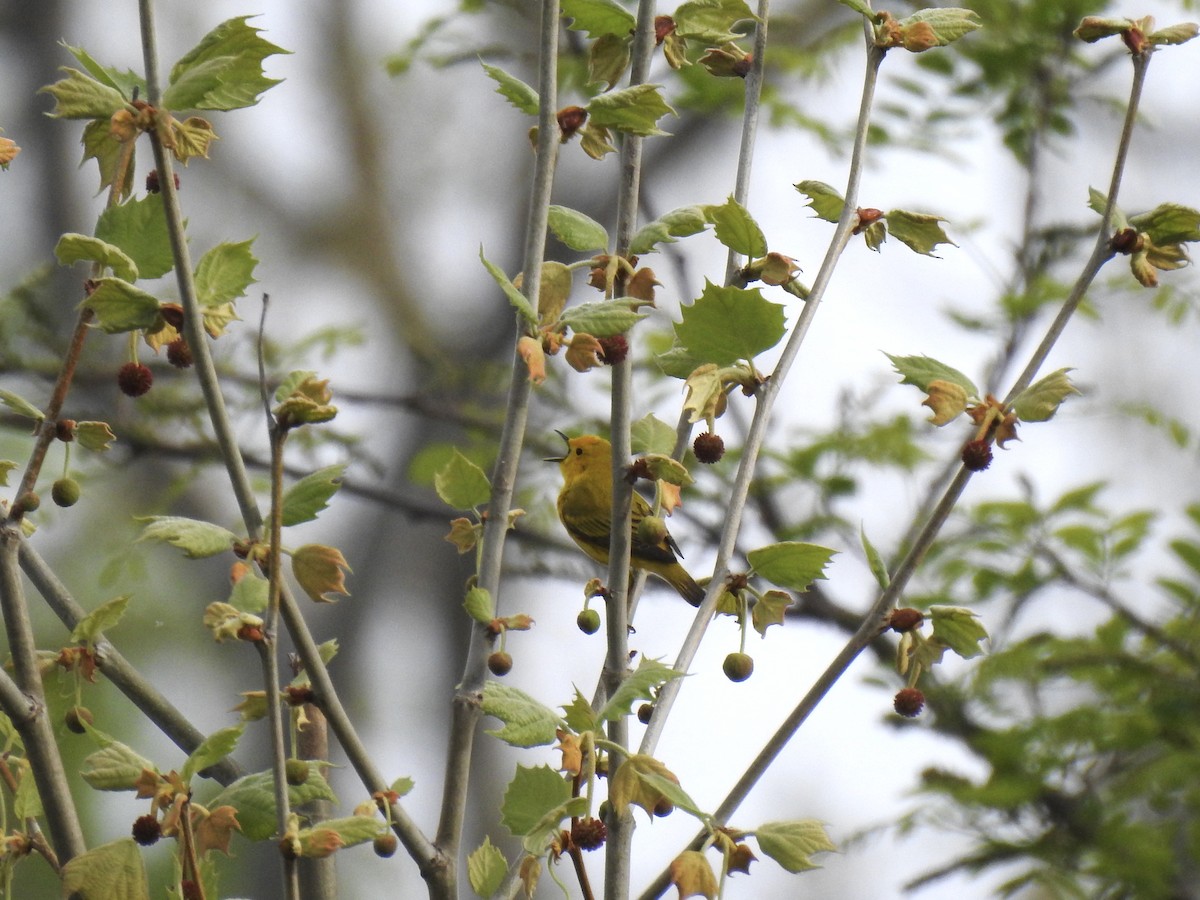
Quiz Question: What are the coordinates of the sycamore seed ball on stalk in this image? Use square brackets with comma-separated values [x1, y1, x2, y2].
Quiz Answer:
[550, 433, 705, 606]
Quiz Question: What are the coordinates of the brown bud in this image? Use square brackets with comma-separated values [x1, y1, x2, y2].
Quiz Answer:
[557, 106, 588, 141]
[888, 608, 925, 632]
[653, 15, 676, 44]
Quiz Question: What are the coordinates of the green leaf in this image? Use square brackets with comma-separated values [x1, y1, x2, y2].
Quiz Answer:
[464, 586, 494, 625]
[930, 605, 988, 659]
[754, 820, 836, 873]
[137, 516, 239, 559]
[1011, 368, 1079, 423]
[274, 369, 314, 403]
[631, 414, 678, 456]
[291, 544, 351, 603]
[391, 776, 415, 797]
[229, 570, 269, 613]
[588, 33, 631, 89]
[81, 278, 162, 334]
[76, 421, 117, 452]
[166, 16, 288, 111]
[558, 298, 648, 337]
[899, 9, 982, 47]
[629, 205, 709, 255]
[586, 83, 675, 137]
[182, 724, 245, 783]
[480, 247, 538, 326]
[747, 542, 837, 591]
[597, 657, 683, 723]
[561, 0, 637, 39]
[860, 525, 890, 590]
[281, 464, 345, 527]
[1128, 203, 1200, 246]
[208, 769, 336, 841]
[637, 771, 707, 819]
[302, 815, 381, 849]
[674, 281, 786, 366]
[673, 0, 757, 43]
[794, 180, 845, 223]
[62, 43, 144, 98]
[95, 195, 175, 280]
[69, 595, 130, 645]
[561, 688, 600, 735]
[1149, 23, 1200, 46]
[0, 461, 17, 486]
[467, 836, 508, 898]
[1073, 16, 1134, 43]
[39, 68, 127, 119]
[0, 390, 44, 421]
[704, 196, 768, 258]
[80, 741, 155, 792]
[751, 590, 794, 637]
[55, 234, 139, 282]
[480, 61, 539, 115]
[61, 839, 149, 900]
[836, 0, 873, 17]
[547, 205, 609, 252]
[482, 682, 561, 748]
[13, 760, 42, 819]
[194, 239, 259, 306]
[884, 209, 956, 256]
[638, 454, 693, 487]
[500, 765, 586, 853]
[435, 448, 492, 510]
[885, 352, 979, 398]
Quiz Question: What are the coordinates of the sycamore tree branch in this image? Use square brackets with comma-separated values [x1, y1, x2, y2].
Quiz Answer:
[434, 2, 561, 897]
[638, 41, 1157, 900]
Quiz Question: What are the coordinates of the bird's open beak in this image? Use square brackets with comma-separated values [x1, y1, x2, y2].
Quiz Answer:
[543, 429, 570, 462]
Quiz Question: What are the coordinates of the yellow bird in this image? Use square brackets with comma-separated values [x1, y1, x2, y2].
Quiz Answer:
[552, 433, 705, 606]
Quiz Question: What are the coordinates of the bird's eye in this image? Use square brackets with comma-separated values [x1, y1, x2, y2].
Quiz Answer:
[574, 447, 582, 455]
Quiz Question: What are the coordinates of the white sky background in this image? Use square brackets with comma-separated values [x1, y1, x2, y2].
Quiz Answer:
[4, 1, 1199, 898]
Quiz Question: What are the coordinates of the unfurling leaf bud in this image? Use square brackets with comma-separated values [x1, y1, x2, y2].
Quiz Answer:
[653, 15, 676, 45]
[961, 439, 992, 472]
[922, 380, 969, 425]
[692, 432, 725, 463]
[117, 362, 153, 397]
[893, 687, 925, 717]
[488, 651, 513, 676]
[566, 333, 605, 372]
[556, 106, 588, 141]
[888, 608, 925, 633]
[722, 652, 754, 682]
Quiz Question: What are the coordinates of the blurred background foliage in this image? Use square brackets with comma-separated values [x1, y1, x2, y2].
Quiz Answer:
[2, 0, 1199, 896]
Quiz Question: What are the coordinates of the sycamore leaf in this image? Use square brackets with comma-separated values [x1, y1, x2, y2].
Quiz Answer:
[629, 205, 710, 255]
[609, 754, 680, 818]
[536, 261, 573, 326]
[500, 765, 587, 853]
[181, 724, 245, 783]
[82, 278, 161, 334]
[463, 586, 494, 624]
[435, 449, 492, 510]
[1149, 22, 1199, 46]
[630, 414, 678, 456]
[80, 742, 155, 792]
[561, 688, 600, 735]
[137, 516, 238, 559]
[794, 180, 845, 223]
[55, 234, 138, 282]
[558, 299, 647, 337]
[884, 209, 956, 256]
[747, 542, 837, 591]
[0, 390, 44, 421]
[481, 61, 539, 115]
[754, 820, 836, 872]
[898, 9, 982, 48]
[62, 43, 144, 98]
[61, 839, 149, 900]
[597, 657, 683, 722]
[95, 195, 175, 280]
[468, 836, 508, 897]
[589, 32, 632, 89]
[228, 569, 269, 613]
[930, 605, 988, 658]
[751, 590, 794, 636]
[1011, 368, 1079, 423]
[547, 205, 609, 252]
[561, 0, 637, 39]
[586, 83, 675, 137]
[482, 682, 561, 748]
[166, 16, 288, 111]
[195, 239, 258, 306]
[836, 0, 874, 17]
[76, 421, 117, 452]
[860, 526, 890, 590]
[291, 544, 351, 602]
[674, 0, 758, 42]
[39, 68, 127, 119]
[280, 464, 345, 527]
[1128, 203, 1200, 246]
[669, 850, 718, 900]
[886, 353, 979, 398]
[481, 248, 538, 326]
[675, 281, 785, 366]
[69, 595, 130, 645]
[208, 769, 335, 841]
[1073, 16, 1135, 42]
[704, 196, 768, 258]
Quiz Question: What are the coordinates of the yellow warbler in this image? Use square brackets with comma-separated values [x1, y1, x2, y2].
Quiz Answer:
[552, 434, 704, 606]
